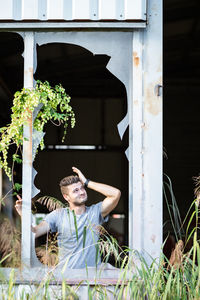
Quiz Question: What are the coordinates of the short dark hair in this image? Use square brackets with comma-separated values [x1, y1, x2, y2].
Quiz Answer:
[59, 175, 80, 195]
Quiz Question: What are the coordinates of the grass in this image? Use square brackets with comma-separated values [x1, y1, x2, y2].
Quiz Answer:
[0, 242, 200, 299]
[1, 230, 200, 299]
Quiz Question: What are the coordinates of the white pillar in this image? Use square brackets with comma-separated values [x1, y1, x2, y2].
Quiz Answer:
[21, 31, 34, 267]
[130, 29, 143, 252]
[130, 0, 163, 261]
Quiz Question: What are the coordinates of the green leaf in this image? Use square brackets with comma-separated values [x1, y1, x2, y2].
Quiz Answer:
[83, 225, 87, 251]
[72, 210, 78, 242]
[12, 154, 22, 164]
[0, 127, 7, 133]
[14, 183, 22, 192]
[95, 243, 99, 267]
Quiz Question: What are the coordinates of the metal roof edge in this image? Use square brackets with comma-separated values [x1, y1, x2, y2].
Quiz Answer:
[0, 21, 146, 30]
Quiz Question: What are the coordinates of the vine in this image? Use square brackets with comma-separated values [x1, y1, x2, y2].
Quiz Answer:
[0, 80, 75, 182]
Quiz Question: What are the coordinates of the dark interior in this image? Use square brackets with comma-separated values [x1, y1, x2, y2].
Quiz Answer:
[164, 0, 200, 226]
[0, 32, 24, 220]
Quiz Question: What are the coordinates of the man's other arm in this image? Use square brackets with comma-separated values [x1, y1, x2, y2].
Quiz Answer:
[72, 167, 121, 218]
[15, 195, 50, 238]
[87, 181, 121, 218]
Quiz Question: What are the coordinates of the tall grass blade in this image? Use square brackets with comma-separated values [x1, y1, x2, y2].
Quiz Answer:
[62, 279, 66, 300]
[72, 210, 78, 242]
[164, 174, 184, 241]
[83, 225, 86, 250]
[8, 269, 15, 300]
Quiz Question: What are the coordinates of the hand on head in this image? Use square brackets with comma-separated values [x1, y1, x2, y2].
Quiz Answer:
[72, 166, 87, 185]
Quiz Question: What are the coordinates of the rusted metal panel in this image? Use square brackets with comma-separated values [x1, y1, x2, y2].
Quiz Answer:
[0, 0, 146, 21]
[130, 29, 144, 252]
[141, 0, 163, 261]
[129, 0, 162, 263]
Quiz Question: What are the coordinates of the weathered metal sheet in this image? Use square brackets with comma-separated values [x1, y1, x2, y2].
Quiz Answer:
[130, 29, 144, 252]
[0, 0, 146, 21]
[126, 0, 145, 20]
[0, 21, 146, 29]
[142, 0, 163, 260]
[22, 0, 38, 19]
[47, 0, 64, 19]
[22, 32, 34, 268]
[99, 0, 116, 20]
[130, 0, 163, 262]
[73, 0, 90, 20]
[0, 0, 13, 19]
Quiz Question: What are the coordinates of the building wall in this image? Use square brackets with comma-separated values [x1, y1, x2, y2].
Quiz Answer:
[0, 0, 146, 21]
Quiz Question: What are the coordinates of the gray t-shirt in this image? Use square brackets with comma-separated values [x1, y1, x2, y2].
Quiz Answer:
[44, 202, 108, 269]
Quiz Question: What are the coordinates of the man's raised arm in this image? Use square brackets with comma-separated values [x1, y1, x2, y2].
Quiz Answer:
[72, 167, 121, 218]
[15, 195, 50, 238]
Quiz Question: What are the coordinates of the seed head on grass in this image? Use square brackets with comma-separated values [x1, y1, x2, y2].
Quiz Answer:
[168, 239, 184, 270]
[193, 175, 200, 206]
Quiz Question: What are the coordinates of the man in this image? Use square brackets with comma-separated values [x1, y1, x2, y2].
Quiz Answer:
[15, 167, 121, 269]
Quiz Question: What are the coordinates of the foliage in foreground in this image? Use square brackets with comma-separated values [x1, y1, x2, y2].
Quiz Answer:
[1, 215, 200, 300]
[1, 236, 200, 299]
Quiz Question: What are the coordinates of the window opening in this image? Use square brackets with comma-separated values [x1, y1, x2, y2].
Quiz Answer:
[33, 42, 128, 266]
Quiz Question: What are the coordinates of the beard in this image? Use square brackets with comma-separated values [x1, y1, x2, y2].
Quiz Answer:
[73, 195, 88, 206]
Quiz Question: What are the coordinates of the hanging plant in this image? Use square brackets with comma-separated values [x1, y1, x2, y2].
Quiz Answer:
[0, 80, 75, 181]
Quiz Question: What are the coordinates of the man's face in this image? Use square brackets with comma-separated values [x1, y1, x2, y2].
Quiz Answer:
[64, 181, 88, 206]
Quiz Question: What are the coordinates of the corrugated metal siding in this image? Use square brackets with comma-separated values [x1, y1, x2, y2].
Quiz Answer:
[0, 0, 146, 21]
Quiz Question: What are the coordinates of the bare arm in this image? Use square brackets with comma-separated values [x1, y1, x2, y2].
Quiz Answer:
[15, 195, 50, 238]
[31, 221, 50, 238]
[87, 181, 121, 218]
[72, 167, 121, 218]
